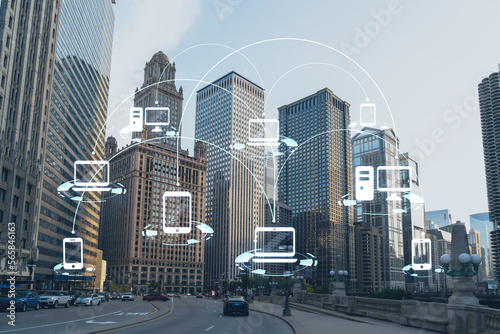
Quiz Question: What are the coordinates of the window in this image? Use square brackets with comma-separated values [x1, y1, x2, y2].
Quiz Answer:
[13, 196, 18, 208]
[15, 176, 21, 188]
[23, 220, 28, 231]
[0, 189, 5, 202]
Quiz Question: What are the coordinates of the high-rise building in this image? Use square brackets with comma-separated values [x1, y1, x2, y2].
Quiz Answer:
[278, 88, 354, 285]
[99, 138, 207, 294]
[469, 228, 482, 259]
[0, 0, 60, 286]
[132, 51, 183, 147]
[470, 213, 493, 280]
[355, 225, 383, 292]
[35, 0, 114, 289]
[264, 152, 276, 201]
[352, 127, 405, 289]
[195, 71, 265, 287]
[425, 209, 452, 229]
[426, 229, 451, 291]
[478, 65, 500, 281]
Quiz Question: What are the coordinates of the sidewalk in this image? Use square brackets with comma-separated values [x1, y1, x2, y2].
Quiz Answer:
[250, 301, 438, 334]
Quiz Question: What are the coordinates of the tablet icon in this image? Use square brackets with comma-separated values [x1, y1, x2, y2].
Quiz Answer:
[360, 103, 376, 126]
[355, 166, 374, 201]
[253, 227, 296, 263]
[73, 161, 111, 192]
[248, 119, 280, 146]
[163, 191, 192, 234]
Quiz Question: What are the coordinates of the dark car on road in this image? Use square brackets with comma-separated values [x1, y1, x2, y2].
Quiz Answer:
[0, 291, 40, 312]
[110, 293, 121, 300]
[223, 296, 249, 316]
[97, 292, 110, 302]
[196, 293, 203, 298]
[142, 293, 169, 302]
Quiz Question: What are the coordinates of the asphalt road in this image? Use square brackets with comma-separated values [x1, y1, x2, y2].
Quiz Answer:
[0, 297, 294, 334]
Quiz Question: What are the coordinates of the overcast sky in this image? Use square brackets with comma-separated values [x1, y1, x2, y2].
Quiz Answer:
[105, 0, 500, 225]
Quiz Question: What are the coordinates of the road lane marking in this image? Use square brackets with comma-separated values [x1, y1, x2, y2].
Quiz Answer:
[33, 314, 49, 317]
[98, 303, 172, 333]
[205, 326, 214, 331]
[86, 320, 117, 324]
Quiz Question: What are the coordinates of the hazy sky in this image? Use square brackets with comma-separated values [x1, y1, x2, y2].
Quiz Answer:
[106, 0, 500, 225]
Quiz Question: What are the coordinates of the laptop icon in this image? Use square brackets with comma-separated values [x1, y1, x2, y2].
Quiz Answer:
[253, 227, 297, 263]
[248, 119, 280, 146]
[73, 161, 111, 192]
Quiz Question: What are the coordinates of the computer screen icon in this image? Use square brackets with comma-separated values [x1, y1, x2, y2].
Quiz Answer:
[248, 119, 280, 146]
[376, 166, 411, 201]
[145, 107, 170, 133]
[163, 191, 192, 234]
[73, 161, 111, 192]
[253, 227, 296, 263]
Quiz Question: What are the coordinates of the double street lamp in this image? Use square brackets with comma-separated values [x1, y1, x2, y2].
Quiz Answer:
[440, 253, 482, 277]
[329, 270, 348, 282]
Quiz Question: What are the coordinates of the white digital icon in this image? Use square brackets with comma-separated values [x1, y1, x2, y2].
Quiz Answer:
[412, 238, 432, 270]
[248, 119, 280, 146]
[145, 107, 170, 132]
[355, 166, 374, 201]
[163, 191, 192, 234]
[73, 161, 110, 192]
[253, 227, 296, 263]
[130, 107, 143, 132]
[63, 237, 84, 270]
[376, 166, 411, 201]
[360, 103, 376, 126]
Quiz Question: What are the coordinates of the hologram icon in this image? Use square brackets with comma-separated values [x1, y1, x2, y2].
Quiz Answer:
[130, 107, 143, 132]
[248, 119, 280, 146]
[360, 103, 376, 126]
[411, 238, 432, 270]
[253, 227, 296, 263]
[63, 237, 84, 270]
[355, 166, 374, 201]
[163, 191, 192, 234]
[145, 107, 170, 133]
[376, 166, 411, 201]
[73, 161, 111, 192]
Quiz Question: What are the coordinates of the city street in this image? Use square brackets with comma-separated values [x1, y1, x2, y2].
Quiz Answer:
[0, 297, 294, 334]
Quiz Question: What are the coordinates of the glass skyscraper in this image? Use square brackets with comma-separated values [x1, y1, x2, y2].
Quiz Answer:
[470, 213, 493, 281]
[35, 0, 114, 288]
[278, 88, 354, 285]
[352, 127, 405, 289]
[195, 71, 265, 287]
[425, 209, 452, 229]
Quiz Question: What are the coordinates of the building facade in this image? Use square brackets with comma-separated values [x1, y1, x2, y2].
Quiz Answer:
[426, 229, 451, 292]
[470, 212, 494, 280]
[278, 88, 354, 285]
[425, 210, 452, 229]
[195, 71, 265, 287]
[355, 225, 383, 292]
[35, 0, 114, 288]
[352, 127, 405, 289]
[99, 139, 207, 294]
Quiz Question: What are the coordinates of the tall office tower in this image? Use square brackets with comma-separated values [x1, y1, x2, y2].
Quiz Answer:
[35, 0, 114, 289]
[399, 153, 425, 285]
[195, 72, 265, 287]
[0, 0, 60, 285]
[99, 139, 207, 294]
[352, 127, 405, 289]
[278, 88, 354, 285]
[478, 65, 500, 281]
[425, 209, 452, 229]
[468, 228, 482, 258]
[264, 152, 276, 201]
[133, 51, 183, 147]
[354, 225, 383, 292]
[426, 229, 451, 291]
[470, 213, 493, 280]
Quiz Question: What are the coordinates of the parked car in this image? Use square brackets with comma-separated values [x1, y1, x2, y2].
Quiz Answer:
[174, 294, 181, 298]
[40, 290, 72, 309]
[121, 293, 134, 301]
[186, 293, 192, 296]
[196, 294, 203, 299]
[97, 292, 109, 302]
[0, 291, 40, 312]
[223, 296, 249, 316]
[75, 294, 101, 306]
[110, 293, 121, 300]
[142, 293, 169, 302]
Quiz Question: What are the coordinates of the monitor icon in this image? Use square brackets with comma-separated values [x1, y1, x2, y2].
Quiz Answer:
[376, 166, 411, 201]
[73, 161, 110, 192]
[163, 191, 192, 234]
[145, 107, 170, 133]
[253, 227, 296, 263]
[248, 119, 280, 146]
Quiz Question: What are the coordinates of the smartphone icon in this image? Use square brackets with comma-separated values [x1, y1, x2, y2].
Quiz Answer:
[355, 166, 374, 201]
[412, 238, 432, 270]
[63, 238, 84, 270]
[360, 103, 376, 126]
[163, 191, 192, 234]
[130, 107, 143, 132]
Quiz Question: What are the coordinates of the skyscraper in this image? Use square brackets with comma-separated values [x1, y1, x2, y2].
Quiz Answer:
[0, 0, 60, 286]
[470, 213, 493, 280]
[132, 51, 183, 147]
[352, 127, 405, 289]
[478, 65, 500, 281]
[195, 71, 265, 287]
[35, 0, 114, 288]
[278, 88, 354, 285]
[425, 209, 452, 229]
